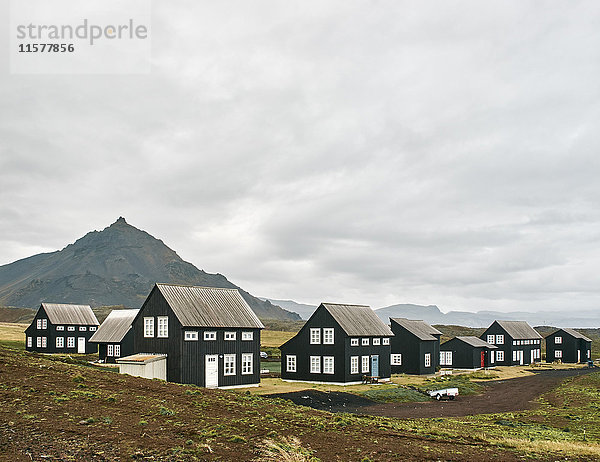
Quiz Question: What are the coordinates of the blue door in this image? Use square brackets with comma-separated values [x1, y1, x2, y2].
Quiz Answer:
[371, 355, 379, 377]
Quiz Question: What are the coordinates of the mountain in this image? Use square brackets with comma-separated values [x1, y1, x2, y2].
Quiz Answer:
[260, 298, 317, 320]
[0, 217, 300, 321]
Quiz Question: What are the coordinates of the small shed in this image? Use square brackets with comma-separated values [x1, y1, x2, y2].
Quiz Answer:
[440, 336, 497, 369]
[116, 354, 167, 380]
[89, 309, 139, 363]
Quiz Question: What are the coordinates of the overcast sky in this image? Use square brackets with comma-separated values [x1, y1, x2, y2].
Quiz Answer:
[1, 1, 600, 313]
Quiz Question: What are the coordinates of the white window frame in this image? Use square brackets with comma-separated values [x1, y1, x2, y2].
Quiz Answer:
[496, 350, 504, 362]
[323, 328, 334, 344]
[310, 356, 321, 374]
[89, 326, 97, 331]
[144, 317, 154, 338]
[204, 331, 216, 341]
[286, 355, 297, 372]
[27, 337, 32, 348]
[56, 326, 64, 331]
[350, 338, 359, 346]
[67, 337, 75, 348]
[224, 331, 236, 341]
[512, 350, 517, 362]
[224, 354, 236, 376]
[496, 334, 504, 345]
[362, 338, 369, 346]
[487, 335, 495, 344]
[323, 356, 334, 374]
[37, 319, 42, 329]
[56, 337, 64, 348]
[361, 355, 369, 373]
[382, 337, 390, 345]
[241, 331, 253, 341]
[37, 337, 42, 348]
[350, 356, 359, 374]
[424, 353, 431, 368]
[107, 344, 114, 356]
[372, 338, 381, 346]
[114, 344, 120, 357]
[79, 326, 87, 332]
[310, 328, 321, 344]
[555, 336, 562, 344]
[41, 337, 47, 348]
[68, 326, 75, 331]
[184, 331, 198, 341]
[241, 353, 253, 375]
[157, 316, 169, 338]
[555, 350, 562, 358]
[391, 354, 402, 365]
[440, 351, 452, 366]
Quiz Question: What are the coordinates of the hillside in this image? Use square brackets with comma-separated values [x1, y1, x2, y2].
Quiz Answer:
[261, 298, 317, 320]
[0, 218, 300, 321]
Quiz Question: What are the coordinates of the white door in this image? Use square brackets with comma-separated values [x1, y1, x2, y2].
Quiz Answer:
[531, 350, 535, 364]
[205, 355, 218, 388]
[578, 350, 581, 363]
[518, 350, 524, 365]
[77, 337, 86, 354]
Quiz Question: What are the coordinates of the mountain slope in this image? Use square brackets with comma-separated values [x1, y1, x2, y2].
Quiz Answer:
[260, 298, 317, 320]
[0, 217, 300, 321]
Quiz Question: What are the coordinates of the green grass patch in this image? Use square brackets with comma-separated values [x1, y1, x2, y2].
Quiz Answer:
[358, 385, 428, 403]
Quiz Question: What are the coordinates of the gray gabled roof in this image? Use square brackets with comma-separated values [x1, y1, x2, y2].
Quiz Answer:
[155, 284, 264, 329]
[455, 336, 497, 349]
[551, 328, 592, 342]
[390, 318, 442, 341]
[494, 320, 542, 339]
[41, 303, 99, 326]
[89, 309, 139, 343]
[321, 303, 393, 337]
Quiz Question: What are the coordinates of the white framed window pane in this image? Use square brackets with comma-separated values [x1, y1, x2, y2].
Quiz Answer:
[555, 336, 562, 344]
[68, 326, 75, 331]
[323, 328, 334, 344]
[56, 326, 64, 331]
[555, 350, 562, 358]
[286, 355, 296, 372]
[361, 356, 369, 373]
[242, 353, 253, 374]
[242, 331, 253, 341]
[56, 337, 64, 348]
[27, 337, 32, 347]
[41, 337, 47, 348]
[114, 344, 120, 357]
[424, 353, 431, 367]
[323, 356, 334, 374]
[351, 338, 359, 346]
[382, 338, 390, 345]
[224, 332, 236, 341]
[373, 338, 381, 345]
[487, 334, 495, 344]
[79, 326, 87, 331]
[67, 337, 75, 348]
[496, 335, 504, 345]
[89, 327, 97, 331]
[157, 317, 168, 338]
[224, 354, 236, 375]
[204, 331, 216, 341]
[391, 354, 402, 365]
[37, 319, 42, 329]
[496, 351, 504, 361]
[362, 338, 369, 346]
[350, 356, 359, 374]
[144, 317, 154, 337]
[310, 328, 321, 344]
[310, 356, 321, 373]
[184, 331, 198, 341]
[107, 344, 114, 356]
[37, 337, 42, 347]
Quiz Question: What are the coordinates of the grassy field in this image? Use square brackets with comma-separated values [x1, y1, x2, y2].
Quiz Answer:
[0, 322, 26, 342]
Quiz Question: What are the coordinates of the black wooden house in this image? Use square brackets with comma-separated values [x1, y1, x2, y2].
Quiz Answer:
[25, 303, 99, 354]
[131, 284, 264, 388]
[89, 309, 139, 363]
[389, 318, 442, 375]
[439, 336, 497, 369]
[545, 328, 592, 364]
[479, 320, 542, 366]
[280, 303, 393, 384]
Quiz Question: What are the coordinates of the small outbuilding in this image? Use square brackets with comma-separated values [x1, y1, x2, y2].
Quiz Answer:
[440, 336, 497, 369]
[545, 328, 592, 364]
[25, 303, 99, 354]
[116, 353, 167, 380]
[389, 318, 442, 375]
[280, 303, 394, 384]
[89, 309, 139, 363]
[480, 320, 542, 366]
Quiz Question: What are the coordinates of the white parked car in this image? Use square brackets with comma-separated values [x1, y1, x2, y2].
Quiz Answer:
[260, 351, 268, 359]
[428, 387, 459, 401]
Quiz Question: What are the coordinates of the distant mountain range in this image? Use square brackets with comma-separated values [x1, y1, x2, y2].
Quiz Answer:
[0, 217, 300, 322]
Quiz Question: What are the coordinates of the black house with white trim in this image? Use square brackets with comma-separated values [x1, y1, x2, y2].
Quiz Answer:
[480, 320, 542, 366]
[89, 309, 139, 363]
[280, 303, 393, 384]
[131, 284, 264, 388]
[389, 318, 442, 375]
[546, 328, 592, 364]
[25, 303, 99, 354]
[440, 336, 497, 369]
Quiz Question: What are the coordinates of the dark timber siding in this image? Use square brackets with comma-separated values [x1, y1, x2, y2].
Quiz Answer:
[440, 338, 495, 369]
[546, 330, 591, 364]
[480, 321, 541, 366]
[389, 323, 439, 375]
[97, 330, 135, 364]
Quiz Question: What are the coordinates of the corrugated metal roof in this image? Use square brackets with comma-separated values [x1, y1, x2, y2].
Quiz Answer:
[558, 328, 592, 342]
[41, 303, 99, 326]
[116, 353, 166, 364]
[89, 309, 139, 343]
[495, 320, 542, 339]
[156, 284, 264, 329]
[390, 318, 442, 341]
[321, 303, 393, 336]
[455, 336, 497, 348]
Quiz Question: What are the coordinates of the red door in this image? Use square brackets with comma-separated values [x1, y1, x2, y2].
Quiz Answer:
[480, 351, 485, 368]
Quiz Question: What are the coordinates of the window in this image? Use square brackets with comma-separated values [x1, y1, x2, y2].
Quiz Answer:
[372, 338, 381, 346]
[487, 335, 495, 344]
[157, 316, 168, 338]
[89, 326, 97, 331]
[350, 338, 359, 346]
[524, 340, 530, 345]
[440, 351, 452, 366]
[37, 319, 42, 329]
[496, 351, 504, 362]
[350, 356, 359, 374]
[184, 331, 198, 341]
[555, 350, 562, 358]
[37, 319, 47, 330]
[242, 331, 253, 341]
[68, 326, 75, 331]
[323, 328, 334, 344]
[361, 356, 370, 373]
[513, 340, 517, 346]
[323, 356, 334, 374]
[362, 338, 369, 346]
[144, 317, 154, 337]
[27, 337, 32, 348]
[286, 355, 297, 372]
[241, 353, 253, 375]
[204, 331, 216, 341]
[224, 332, 236, 341]
[224, 354, 236, 375]
[114, 344, 120, 357]
[310, 356, 321, 373]
[555, 336, 562, 344]
[496, 335, 504, 345]
[79, 326, 87, 331]
[391, 354, 402, 365]
[107, 344, 114, 356]
[424, 353, 431, 367]
[67, 337, 75, 348]
[382, 338, 390, 345]
[56, 326, 64, 331]
[36, 337, 42, 348]
[41, 337, 47, 348]
[56, 337, 64, 348]
[310, 328, 321, 344]
[512, 350, 517, 362]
